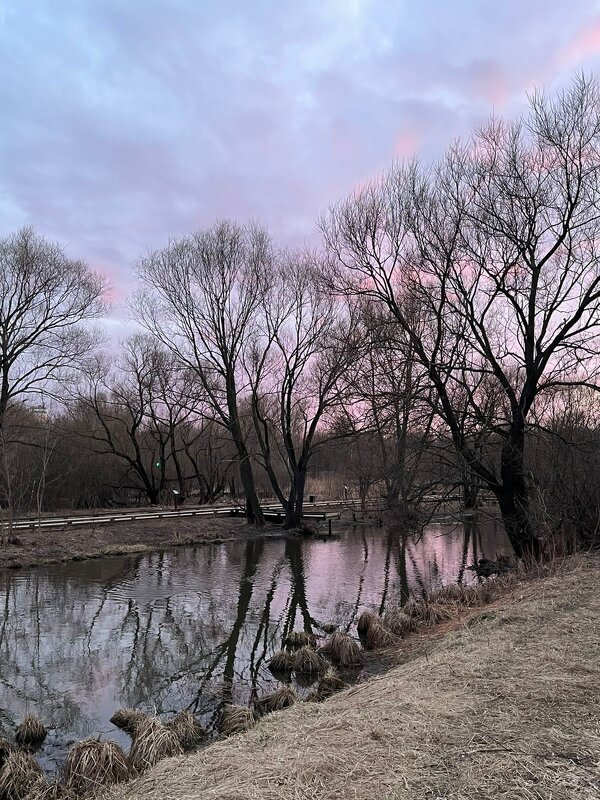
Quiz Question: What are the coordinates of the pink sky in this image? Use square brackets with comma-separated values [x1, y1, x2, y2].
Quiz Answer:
[1, 1, 600, 333]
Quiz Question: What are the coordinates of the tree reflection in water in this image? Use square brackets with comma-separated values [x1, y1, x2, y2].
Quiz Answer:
[0, 520, 510, 769]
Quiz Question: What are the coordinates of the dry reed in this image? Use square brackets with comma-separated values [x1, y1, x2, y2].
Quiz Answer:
[319, 623, 337, 634]
[267, 650, 295, 673]
[293, 646, 328, 674]
[364, 621, 400, 650]
[0, 749, 43, 800]
[128, 719, 183, 774]
[62, 738, 131, 794]
[165, 711, 206, 751]
[320, 632, 363, 667]
[24, 778, 78, 799]
[254, 687, 297, 717]
[356, 610, 379, 636]
[284, 631, 316, 649]
[14, 716, 47, 750]
[383, 609, 419, 636]
[316, 670, 349, 700]
[220, 705, 256, 737]
[109, 709, 148, 737]
[0, 739, 14, 770]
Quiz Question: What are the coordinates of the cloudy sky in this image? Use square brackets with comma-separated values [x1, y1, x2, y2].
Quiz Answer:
[2, 0, 600, 312]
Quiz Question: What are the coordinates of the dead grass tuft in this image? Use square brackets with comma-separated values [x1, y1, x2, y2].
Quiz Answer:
[382, 609, 420, 636]
[0, 748, 43, 800]
[267, 650, 295, 673]
[284, 631, 316, 649]
[254, 687, 297, 717]
[62, 738, 131, 794]
[293, 646, 328, 674]
[364, 621, 401, 650]
[0, 739, 15, 770]
[356, 611, 379, 636]
[318, 623, 337, 634]
[24, 778, 77, 799]
[128, 719, 183, 774]
[14, 716, 47, 750]
[109, 709, 148, 737]
[316, 670, 349, 700]
[220, 706, 256, 737]
[165, 711, 207, 751]
[319, 632, 363, 667]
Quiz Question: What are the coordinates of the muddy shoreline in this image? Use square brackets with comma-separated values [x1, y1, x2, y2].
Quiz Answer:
[0, 514, 263, 570]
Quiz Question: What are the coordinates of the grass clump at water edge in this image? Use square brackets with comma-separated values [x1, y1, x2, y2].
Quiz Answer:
[128, 718, 183, 774]
[0, 748, 43, 800]
[62, 738, 131, 794]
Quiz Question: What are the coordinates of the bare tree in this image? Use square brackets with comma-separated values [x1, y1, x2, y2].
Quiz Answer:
[321, 75, 600, 559]
[250, 256, 359, 528]
[0, 227, 108, 428]
[77, 336, 197, 505]
[342, 300, 437, 518]
[135, 221, 271, 525]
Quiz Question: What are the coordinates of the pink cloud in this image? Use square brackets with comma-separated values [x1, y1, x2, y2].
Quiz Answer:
[560, 18, 600, 65]
[394, 128, 420, 158]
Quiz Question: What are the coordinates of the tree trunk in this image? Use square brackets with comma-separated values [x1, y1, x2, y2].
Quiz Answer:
[236, 440, 264, 526]
[495, 428, 541, 560]
[284, 466, 307, 529]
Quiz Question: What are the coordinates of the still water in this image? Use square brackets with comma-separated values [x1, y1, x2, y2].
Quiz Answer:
[0, 519, 510, 771]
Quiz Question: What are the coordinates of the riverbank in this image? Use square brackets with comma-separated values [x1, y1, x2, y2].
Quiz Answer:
[0, 514, 251, 570]
[99, 555, 600, 800]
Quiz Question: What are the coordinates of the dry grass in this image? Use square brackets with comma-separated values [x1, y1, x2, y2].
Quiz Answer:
[109, 709, 148, 737]
[254, 687, 297, 718]
[97, 555, 600, 800]
[220, 706, 256, 737]
[319, 632, 363, 667]
[25, 778, 78, 799]
[293, 646, 328, 675]
[0, 749, 43, 800]
[318, 623, 337, 634]
[284, 631, 316, 649]
[356, 610, 379, 636]
[315, 670, 349, 701]
[267, 650, 295, 673]
[62, 738, 131, 794]
[0, 739, 14, 770]
[382, 609, 420, 636]
[128, 719, 183, 774]
[14, 716, 47, 750]
[363, 620, 400, 650]
[165, 711, 207, 751]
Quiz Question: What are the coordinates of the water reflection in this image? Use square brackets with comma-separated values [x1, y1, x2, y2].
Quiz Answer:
[0, 520, 510, 770]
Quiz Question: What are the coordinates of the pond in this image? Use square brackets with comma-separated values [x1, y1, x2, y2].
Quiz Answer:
[0, 518, 510, 772]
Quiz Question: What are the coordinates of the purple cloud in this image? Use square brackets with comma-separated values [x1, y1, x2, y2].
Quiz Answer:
[1, 0, 600, 335]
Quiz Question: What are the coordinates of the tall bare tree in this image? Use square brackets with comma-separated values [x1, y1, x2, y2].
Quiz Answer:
[135, 221, 271, 525]
[321, 75, 600, 559]
[0, 227, 108, 428]
[250, 256, 359, 528]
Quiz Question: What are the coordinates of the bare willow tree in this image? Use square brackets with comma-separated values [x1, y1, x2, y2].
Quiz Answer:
[0, 227, 107, 523]
[0, 227, 108, 427]
[321, 75, 600, 559]
[250, 255, 359, 528]
[135, 221, 271, 525]
[342, 299, 437, 517]
[76, 336, 188, 504]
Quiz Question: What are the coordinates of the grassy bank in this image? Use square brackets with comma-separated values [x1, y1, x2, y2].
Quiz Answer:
[0, 515, 249, 570]
[99, 556, 600, 800]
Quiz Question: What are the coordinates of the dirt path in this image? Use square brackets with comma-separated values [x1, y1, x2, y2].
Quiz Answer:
[0, 514, 252, 570]
[100, 556, 600, 800]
